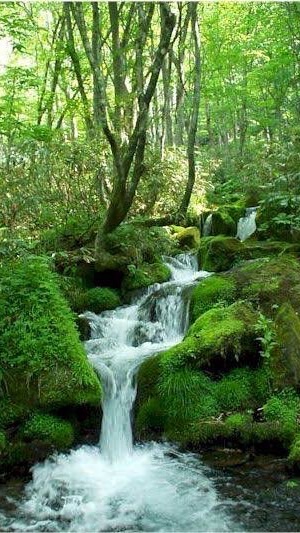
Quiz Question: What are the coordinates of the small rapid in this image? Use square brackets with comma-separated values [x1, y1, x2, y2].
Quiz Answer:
[0, 254, 238, 532]
[236, 207, 258, 242]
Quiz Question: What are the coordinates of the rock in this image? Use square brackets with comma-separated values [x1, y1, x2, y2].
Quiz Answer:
[210, 210, 236, 236]
[0, 256, 101, 473]
[174, 227, 200, 249]
[161, 301, 259, 374]
[122, 262, 171, 292]
[272, 303, 300, 389]
[190, 275, 236, 322]
[76, 315, 91, 341]
[199, 236, 300, 272]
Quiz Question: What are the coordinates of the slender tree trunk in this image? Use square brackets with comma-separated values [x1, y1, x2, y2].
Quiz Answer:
[64, 3, 94, 136]
[178, 3, 201, 219]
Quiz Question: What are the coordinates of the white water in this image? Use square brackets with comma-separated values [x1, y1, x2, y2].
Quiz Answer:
[236, 207, 258, 242]
[1, 254, 238, 532]
[202, 213, 213, 236]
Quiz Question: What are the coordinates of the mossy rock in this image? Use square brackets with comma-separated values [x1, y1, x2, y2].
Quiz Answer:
[199, 236, 300, 273]
[174, 227, 200, 249]
[67, 285, 121, 314]
[136, 355, 162, 408]
[190, 274, 236, 322]
[231, 256, 300, 314]
[288, 435, 300, 471]
[135, 398, 165, 439]
[0, 256, 101, 412]
[263, 389, 300, 446]
[20, 413, 74, 449]
[211, 209, 236, 236]
[271, 303, 300, 389]
[122, 262, 171, 292]
[76, 315, 91, 341]
[0, 399, 28, 429]
[161, 302, 259, 373]
[98, 224, 177, 266]
[199, 237, 245, 271]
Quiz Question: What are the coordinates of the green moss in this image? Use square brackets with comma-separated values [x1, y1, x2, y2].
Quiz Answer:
[158, 369, 217, 426]
[272, 303, 300, 389]
[174, 227, 200, 249]
[136, 355, 162, 407]
[199, 236, 244, 272]
[21, 413, 74, 449]
[199, 236, 300, 273]
[63, 279, 121, 314]
[0, 256, 101, 410]
[211, 209, 236, 236]
[263, 389, 300, 443]
[0, 431, 6, 451]
[122, 262, 171, 292]
[0, 399, 28, 428]
[135, 398, 165, 438]
[190, 275, 236, 322]
[215, 370, 253, 412]
[288, 435, 300, 465]
[162, 302, 258, 373]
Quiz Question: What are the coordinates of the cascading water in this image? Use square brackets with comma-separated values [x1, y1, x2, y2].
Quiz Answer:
[0, 254, 238, 532]
[236, 207, 258, 242]
[202, 213, 213, 237]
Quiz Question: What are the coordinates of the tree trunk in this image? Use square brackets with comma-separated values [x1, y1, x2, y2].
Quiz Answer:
[178, 3, 201, 219]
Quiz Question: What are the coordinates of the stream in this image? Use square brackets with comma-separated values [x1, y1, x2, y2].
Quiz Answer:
[0, 253, 299, 531]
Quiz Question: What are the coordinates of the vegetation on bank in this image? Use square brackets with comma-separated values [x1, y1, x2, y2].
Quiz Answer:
[136, 251, 300, 470]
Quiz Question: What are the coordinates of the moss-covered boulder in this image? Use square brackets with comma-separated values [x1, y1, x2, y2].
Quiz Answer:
[161, 302, 258, 374]
[21, 413, 74, 449]
[199, 236, 245, 271]
[190, 275, 236, 322]
[0, 256, 101, 473]
[65, 283, 121, 314]
[210, 209, 236, 236]
[199, 236, 300, 272]
[0, 256, 101, 410]
[122, 262, 171, 292]
[173, 227, 200, 249]
[231, 256, 300, 315]
[271, 303, 300, 389]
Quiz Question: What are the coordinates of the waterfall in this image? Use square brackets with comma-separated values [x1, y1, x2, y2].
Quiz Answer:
[236, 207, 258, 242]
[1, 254, 236, 532]
[203, 213, 213, 236]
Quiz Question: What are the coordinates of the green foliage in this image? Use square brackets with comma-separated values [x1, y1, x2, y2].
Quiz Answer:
[190, 275, 236, 322]
[158, 369, 217, 429]
[0, 255, 101, 408]
[263, 388, 300, 444]
[288, 435, 300, 465]
[0, 431, 6, 452]
[104, 225, 176, 266]
[135, 398, 165, 437]
[21, 413, 74, 449]
[255, 312, 277, 360]
[0, 399, 28, 428]
[215, 369, 253, 412]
